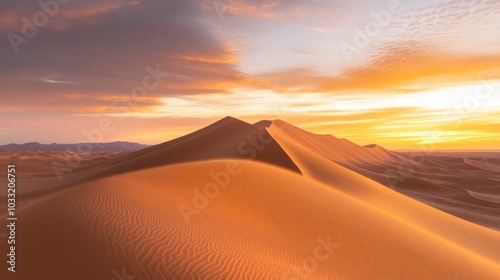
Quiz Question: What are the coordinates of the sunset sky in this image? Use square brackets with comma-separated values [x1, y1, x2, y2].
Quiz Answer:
[1, 0, 499, 149]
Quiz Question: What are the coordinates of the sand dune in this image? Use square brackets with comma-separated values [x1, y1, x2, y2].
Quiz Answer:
[83, 117, 300, 179]
[0, 117, 300, 198]
[465, 158, 500, 173]
[468, 189, 500, 204]
[262, 120, 399, 164]
[1, 117, 499, 279]
[2, 160, 500, 279]
[267, 121, 500, 264]
[264, 120, 500, 230]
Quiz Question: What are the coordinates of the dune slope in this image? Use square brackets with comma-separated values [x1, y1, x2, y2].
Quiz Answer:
[267, 120, 500, 265]
[267, 120, 500, 230]
[2, 160, 500, 280]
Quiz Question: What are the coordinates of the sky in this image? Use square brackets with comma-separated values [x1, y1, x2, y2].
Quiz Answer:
[0, 0, 499, 149]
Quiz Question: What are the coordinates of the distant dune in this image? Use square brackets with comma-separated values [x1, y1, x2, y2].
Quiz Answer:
[1, 117, 499, 279]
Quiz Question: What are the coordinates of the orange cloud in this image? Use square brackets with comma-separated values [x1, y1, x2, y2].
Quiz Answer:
[330, 43, 500, 91]
[262, 43, 500, 94]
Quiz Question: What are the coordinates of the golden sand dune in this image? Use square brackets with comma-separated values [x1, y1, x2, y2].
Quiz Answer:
[83, 117, 300, 179]
[259, 120, 398, 164]
[265, 120, 500, 230]
[2, 161, 500, 279]
[1, 117, 500, 279]
[268, 121, 500, 263]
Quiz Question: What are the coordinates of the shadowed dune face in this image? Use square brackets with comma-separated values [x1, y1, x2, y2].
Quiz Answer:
[1, 117, 500, 279]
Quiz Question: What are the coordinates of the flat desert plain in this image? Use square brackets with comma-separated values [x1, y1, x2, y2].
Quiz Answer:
[1, 117, 500, 279]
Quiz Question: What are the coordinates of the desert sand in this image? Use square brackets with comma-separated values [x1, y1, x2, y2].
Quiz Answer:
[1, 117, 499, 279]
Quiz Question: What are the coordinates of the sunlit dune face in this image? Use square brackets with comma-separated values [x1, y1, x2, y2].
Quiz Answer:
[0, 0, 499, 148]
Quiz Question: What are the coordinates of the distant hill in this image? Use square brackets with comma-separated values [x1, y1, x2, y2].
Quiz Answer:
[0, 141, 149, 152]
